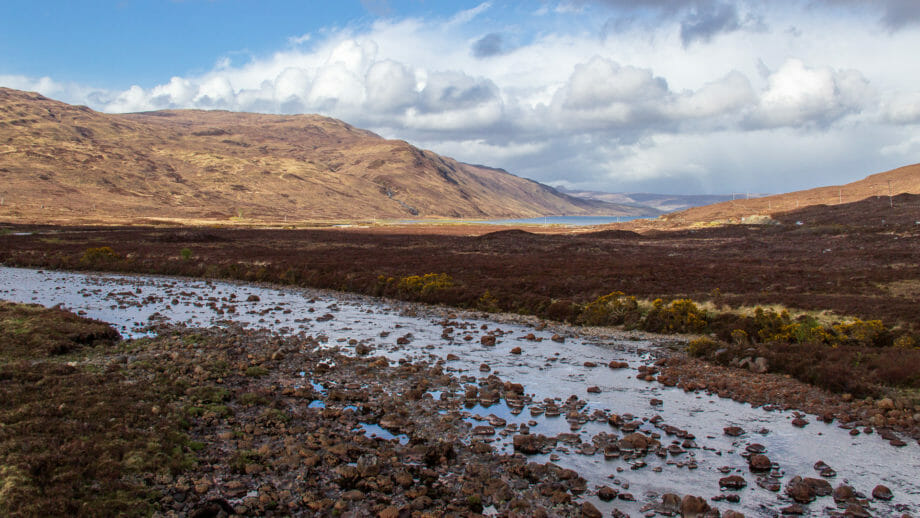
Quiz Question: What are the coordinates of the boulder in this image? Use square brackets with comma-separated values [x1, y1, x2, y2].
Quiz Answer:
[748, 454, 772, 472]
[679, 495, 710, 517]
[719, 475, 747, 490]
[872, 484, 893, 501]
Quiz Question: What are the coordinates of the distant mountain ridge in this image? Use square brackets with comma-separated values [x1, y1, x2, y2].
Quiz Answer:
[656, 163, 920, 226]
[557, 187, 747, 213]
[0, 87, 642, 224]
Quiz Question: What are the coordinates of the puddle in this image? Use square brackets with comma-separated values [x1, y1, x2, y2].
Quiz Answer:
[357, 423, 409, 445]
[1, 266, 918, 516]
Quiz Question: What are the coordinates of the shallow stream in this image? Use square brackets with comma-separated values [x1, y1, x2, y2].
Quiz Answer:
[1, 266, 917, 516]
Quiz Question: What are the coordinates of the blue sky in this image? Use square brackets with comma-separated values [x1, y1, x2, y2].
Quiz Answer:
[3, 1, 920, 194]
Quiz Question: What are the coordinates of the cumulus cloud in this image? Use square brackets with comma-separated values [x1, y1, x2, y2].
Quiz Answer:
[747, 59, 872, 128]
[3, 1, 919, 194]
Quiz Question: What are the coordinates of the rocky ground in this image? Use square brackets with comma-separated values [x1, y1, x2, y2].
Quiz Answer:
[2, 301, 917, 517]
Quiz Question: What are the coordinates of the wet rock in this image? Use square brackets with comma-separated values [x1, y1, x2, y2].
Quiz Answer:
[745, 443, 766, 454]
[748, 454, 772, 472]
[833, 484, 856, 503]
[472, 425, 495, 436]
[446, 353, 460, 361]
[872, 484, 893, 501]
[479, 363, 491, 372]
[785, 476, 816, 503]
[190, 498, 233, 518]
[845, 502, 872, 517]
[657, 493, 681, 516]
[512, 434, 553, 454]
[597, 485, 618, 501]
[781, 503, 805, 515]
[756, 476, 782, 492]
[791, 417, 808, 428]
[804, 477, 832, 496]
[650, 398, 663, 406]
[719, 475, 747, 490]
[586, 386, 601, 394]
[551, 334, 565, 343]
[679, 495, 710, 517]
[724, 426, 745, 436]
[618, 432, 654, 451]
[722, 511, 745, 518]
[510, 346, 522, 355]
[581, 501, 602, 518]
[480, 335, 496, 347]
[245, 294, 260, 302]
[608, 361, 629, 369]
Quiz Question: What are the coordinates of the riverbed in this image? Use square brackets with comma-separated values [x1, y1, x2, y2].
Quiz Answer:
[1, 266, 916, 516]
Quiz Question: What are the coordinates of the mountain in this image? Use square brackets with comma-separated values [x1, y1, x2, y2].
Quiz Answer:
[0, 87, 638, 225]
[653, 163, 920, 227]
[556, 187, 741, 213]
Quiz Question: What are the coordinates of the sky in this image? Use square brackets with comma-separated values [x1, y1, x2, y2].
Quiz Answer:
[2, 0, 920, 195]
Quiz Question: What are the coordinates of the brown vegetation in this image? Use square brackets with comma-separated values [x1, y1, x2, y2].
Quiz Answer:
[2, 194, 919, 396]
[0, 87, 637, 225]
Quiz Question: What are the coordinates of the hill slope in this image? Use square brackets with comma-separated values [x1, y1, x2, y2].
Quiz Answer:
[0, 87, 637, 224]
[654, 163, 920, 227]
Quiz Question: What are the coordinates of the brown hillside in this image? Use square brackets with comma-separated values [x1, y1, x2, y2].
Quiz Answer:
[0, 87, 637, 225]
[651, 163, 920, 228]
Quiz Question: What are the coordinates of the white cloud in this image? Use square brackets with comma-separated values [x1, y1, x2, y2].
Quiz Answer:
[3, 1, 919, 194]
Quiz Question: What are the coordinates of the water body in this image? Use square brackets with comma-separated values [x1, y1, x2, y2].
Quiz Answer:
[0, 266, 917, 516]
[399, 215, 650, 226]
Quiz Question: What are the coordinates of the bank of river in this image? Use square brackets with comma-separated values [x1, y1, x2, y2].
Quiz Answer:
[1, 266, 917, 516]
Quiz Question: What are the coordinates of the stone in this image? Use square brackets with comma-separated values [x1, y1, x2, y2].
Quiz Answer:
[619, 432, 652, 451]
[877, 397, 895, 410]
[608, 360, 629, 369]
[748, 454, 772, 472]
[551, 334, 565, 343]
[833, 484, 855, 503]
[658, 493, 681, 515]
[785, 476, 816, 503]
[844, 503, 871, 518]
[781, 503, 805, 515]
[480, 335, 496, 346]
[719, 475, 747, 490]
[596, 485, 618, 501]
[872, 484, 893, 501]
[722, 511, 745, 518]
[587, 386, 601, 394]
[679, 495, 710, 517]
[804, 477, 832, 496]
[510, 346, 522, 355]
[724, 426, 745, 436]
[580, 501, 602, 518]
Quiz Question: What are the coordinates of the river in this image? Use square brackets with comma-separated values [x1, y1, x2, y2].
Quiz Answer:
[0, 266, 916, 516]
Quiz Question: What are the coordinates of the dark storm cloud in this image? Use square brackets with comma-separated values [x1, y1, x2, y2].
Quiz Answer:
[472, 33, 506, 58]
[680, 3, 741, 46]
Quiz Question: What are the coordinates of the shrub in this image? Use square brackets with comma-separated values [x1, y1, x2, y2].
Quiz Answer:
[397, 273, 454, 297]
[577, 291, 641, 327]
[687, 337, 721, 357]
[80, 246, 120, 267]
[641, 298, 709, 334]
[476, 290, 501, 313]
[245, 366, 269, 377]
[544, 299, 578, 322]
[832, 319, 887, 347]
[180, 247, 192, 260]
[893, 334, 917, 349]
